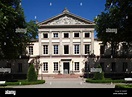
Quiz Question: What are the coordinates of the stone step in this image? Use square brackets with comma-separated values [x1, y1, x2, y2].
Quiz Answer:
[54, 74, 80, 78]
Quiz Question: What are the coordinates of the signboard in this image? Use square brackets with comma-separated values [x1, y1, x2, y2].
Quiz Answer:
[0, 68, 11, 73]
[15, 28, 27, 33]
[90, 68, 102, 73]
[106, 28, 117, 34]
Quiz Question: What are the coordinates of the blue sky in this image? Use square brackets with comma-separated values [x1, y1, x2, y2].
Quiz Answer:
[21, 0, 106, 37]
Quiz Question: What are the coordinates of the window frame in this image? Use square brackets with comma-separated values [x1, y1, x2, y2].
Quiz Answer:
[74, 33, 79, 38]
[64, 33, 69, 38]
[53, 33, 58, 38]
[43, 33, 48, 38]
[74, 45, 79, 54]
[43, 62, 48, 71]
[85, 44, 90, 54]
[54, 62, 58, 71]
[85, 32, 90, 38]
[18, 63, 22, 72]
[29, 46, 33, 55]
[43, 45, 48, 54]
[64, 45, 69, 54]
[54, 45, 58, 54]
[75, 62, 79, 71]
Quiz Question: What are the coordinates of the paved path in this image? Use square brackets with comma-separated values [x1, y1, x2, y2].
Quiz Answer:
[9, 77, 115, 88]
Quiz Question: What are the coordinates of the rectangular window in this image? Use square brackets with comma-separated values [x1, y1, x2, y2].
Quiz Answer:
[43, 33, 48, 38]
[100, 62, 105, 72]
[123, 62, 128, 72]
[54, 45, 58, 54]
[43, 62, 48, 71]
[18, 63, 22, 72]
[85, 33, 90, 38]
[74, 45, 79, 54]
[75, 62, 79, 71]
[29, 46, 33, 55]
[64, 33, 69, 38]
[100, 45, 105, 55]
[74, 33, 79, 37]
[54, 62, 58, 71]
[111, 62, 116, 72]
[43, 45, 48, 54]
[85, 44, 90, 54]
[64, 45, 69, 54]
[53, 33, 58, 38]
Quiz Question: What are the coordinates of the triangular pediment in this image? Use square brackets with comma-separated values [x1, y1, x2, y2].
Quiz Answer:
[47, 15, 86, 25]
[38, 9, 95, 26]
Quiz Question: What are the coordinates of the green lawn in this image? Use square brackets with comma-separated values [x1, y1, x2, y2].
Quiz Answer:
[85, 78, 125, 83]
[5, 80, 45, 86]
[85, 78, 132, 88]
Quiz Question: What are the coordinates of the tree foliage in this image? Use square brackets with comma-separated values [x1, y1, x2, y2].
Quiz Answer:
[94, 0, 132, 52]
[0, 0, 38, 60]
[93, 64, 104, 80]
[27, 64, 37, 82]
[26, 20, 38, 39]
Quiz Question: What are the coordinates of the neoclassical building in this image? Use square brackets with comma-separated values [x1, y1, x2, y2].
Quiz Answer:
[1, 9, 132, 79]
[28, 9, 132, 78]
[27, 8, 101, 77]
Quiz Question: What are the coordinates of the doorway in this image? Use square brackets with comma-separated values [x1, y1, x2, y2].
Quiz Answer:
[63, 62, 70, 74]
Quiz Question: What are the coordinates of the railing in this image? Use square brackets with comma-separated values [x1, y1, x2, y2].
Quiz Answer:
[0, 68, 11, 73]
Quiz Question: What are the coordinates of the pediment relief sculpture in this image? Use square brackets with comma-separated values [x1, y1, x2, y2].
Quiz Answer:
[47, 16, 86, 25]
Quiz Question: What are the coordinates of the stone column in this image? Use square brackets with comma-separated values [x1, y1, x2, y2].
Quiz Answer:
[80, 30, 83, 55]
[70, 31, 73, 55]
[91, 31, 94, 54]
[38, 31, 42, 55]
[59, 31, 62, 55]
[49, 30, 52, 56]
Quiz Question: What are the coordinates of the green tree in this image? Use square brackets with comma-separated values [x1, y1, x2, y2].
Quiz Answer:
[26, 20, 38, 40]
[94, 0, 132, 56]
[0, 0, 38, 60]
[27, 64, 37, 82]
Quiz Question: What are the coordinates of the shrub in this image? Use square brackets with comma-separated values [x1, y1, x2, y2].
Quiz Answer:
[5, 80, 45, 86]
[27, 64, 37, 82]
[86, 78, 125, 83]
[93, 72, 104, 80]
[93, 64, 104, 80]
[115, 84, 132, 88]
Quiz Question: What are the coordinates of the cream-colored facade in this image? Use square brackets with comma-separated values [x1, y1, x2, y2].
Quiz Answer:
[28, 9, 102, 76]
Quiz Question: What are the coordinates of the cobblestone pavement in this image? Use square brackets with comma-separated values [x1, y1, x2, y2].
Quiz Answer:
[8, 77, 115, 88]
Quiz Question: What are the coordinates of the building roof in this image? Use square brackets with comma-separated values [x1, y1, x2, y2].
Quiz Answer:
[38, 8, 95, 28]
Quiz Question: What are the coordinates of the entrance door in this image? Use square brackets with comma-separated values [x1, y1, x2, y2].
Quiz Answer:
[63, 62, 69, 74]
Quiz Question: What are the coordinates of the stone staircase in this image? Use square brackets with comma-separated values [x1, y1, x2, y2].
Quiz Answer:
[54, 74, 81, 78]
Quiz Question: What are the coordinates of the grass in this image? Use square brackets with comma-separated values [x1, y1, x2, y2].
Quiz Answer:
[85, 78, 132, 88]
[5, 80, 45, 86]
[115, 84, 132, 88]
[85, 78, 125, 83]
